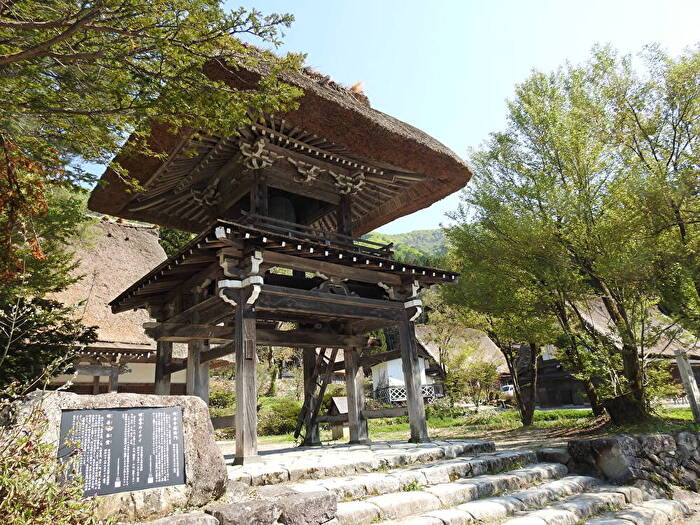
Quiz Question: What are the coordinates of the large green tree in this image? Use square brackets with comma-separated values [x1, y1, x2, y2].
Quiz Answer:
[0, 0, 302, 276]
[447, 45, 698, 424]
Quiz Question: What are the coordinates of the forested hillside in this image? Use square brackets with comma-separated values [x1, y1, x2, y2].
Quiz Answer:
[363, 229, 445, 264]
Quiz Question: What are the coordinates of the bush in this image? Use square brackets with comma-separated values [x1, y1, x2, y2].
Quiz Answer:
[0, 388, 110, 524]
[322, 384, 346, 410]
[425, 398, 464, 420]
[258, 397, 301, 435]
[209, 389, 235, 409]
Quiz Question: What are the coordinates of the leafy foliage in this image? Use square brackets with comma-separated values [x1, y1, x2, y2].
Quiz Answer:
[257, 397, 301, 435]
[0, 0, 302, 273]
[0, 294, 97, 388]
[0, 372, 110, 524]
[158, 228, 195, 257]
[445, 44, 699, 424]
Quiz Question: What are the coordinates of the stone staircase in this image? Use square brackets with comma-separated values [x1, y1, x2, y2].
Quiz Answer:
[224, 439, 693, 525]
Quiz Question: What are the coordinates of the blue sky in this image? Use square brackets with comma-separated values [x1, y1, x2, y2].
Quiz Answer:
[230, 0, 700, 234]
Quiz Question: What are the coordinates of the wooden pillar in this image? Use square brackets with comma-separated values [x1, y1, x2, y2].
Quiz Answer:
[337, 194, 353, 236]
[398, 310, 429, 442]
[185, 340, 210, 401]
[92, 375, 101, 394]
[108, 365, 119, 393]
[186, 340, 202, 395]
[675, 349, 700, 422]
[302, 346, 320, 445]
[154, 340, 173, 395]
[234, 292, 258, 464]
[345, 346, 368, 443]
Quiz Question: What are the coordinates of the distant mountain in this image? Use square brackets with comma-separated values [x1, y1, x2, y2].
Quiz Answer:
[388, 229, 446, 255]
[363, 228, 445, 264]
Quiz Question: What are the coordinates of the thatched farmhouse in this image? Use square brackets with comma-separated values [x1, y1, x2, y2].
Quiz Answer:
[50, 219, 230, 394]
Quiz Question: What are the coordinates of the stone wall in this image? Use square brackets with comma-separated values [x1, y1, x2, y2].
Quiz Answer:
[566, 432, 700, 498]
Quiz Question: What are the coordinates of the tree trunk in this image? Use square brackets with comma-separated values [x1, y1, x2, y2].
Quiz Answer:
[516, 343, 538, 426]
[266, 362, 278, 397]
[603, 393, 648, 425]
[582, 378, 605, 416]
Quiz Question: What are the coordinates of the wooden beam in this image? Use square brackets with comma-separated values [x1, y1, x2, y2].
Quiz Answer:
[261, 250, 402, 286]
[316, 407, 408, 424]
[254, 285, 405, 321]
[146, 322, 368, 348]
[165, 296, 230, 324]
[75, 364, 129, 376]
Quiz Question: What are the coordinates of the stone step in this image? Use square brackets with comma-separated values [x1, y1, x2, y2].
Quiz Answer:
[585, 498, 691, 525]
[335, 464, 573, 525]
[227, 439, 496, 486]
[289, 450, 542, 501]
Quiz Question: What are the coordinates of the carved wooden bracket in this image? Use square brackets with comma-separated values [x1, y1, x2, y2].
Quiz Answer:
[239, 138, 280, 170]
[329, 170, 365, 195]
[287, 157, 324, 183]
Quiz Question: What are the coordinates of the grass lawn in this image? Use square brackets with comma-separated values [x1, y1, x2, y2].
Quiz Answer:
[218, 406, 699, 450]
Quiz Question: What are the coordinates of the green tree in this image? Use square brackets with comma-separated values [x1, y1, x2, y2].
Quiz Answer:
[0, 295, 97, 387]
[0, 0, 302, 276]
[447, 45, 698, 424]
[158, 228, 195, 257]
[443, 344, 498, 413]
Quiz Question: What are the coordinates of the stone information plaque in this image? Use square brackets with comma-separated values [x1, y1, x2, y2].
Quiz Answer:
[58, 406, 185, 496]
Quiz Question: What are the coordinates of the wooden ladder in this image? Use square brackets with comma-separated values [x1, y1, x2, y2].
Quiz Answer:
[295, 347, 339, 445]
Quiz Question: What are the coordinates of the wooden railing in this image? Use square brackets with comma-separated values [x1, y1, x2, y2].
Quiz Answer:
[240, 211, 394, 258]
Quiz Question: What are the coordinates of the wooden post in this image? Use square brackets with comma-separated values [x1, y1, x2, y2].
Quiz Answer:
[345, 346, 369, 443]
[398, 310, 429, 442]
[234, 291, 258, 464]
[108, 365, 119, 393]
[92, 375, 101, 394]
[337, 194, 353, 236]
[675, 349, 700, 422]
[186, 339, 202, 395]
[196, 345, 210, 404]
[154, 340, 173, 395]
[302, 346, 320, 445]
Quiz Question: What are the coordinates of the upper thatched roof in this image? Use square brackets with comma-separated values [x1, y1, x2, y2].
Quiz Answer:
[50, 219, 166, 352]
[576, 297, 700, 359]
[88, 58, 472, 235]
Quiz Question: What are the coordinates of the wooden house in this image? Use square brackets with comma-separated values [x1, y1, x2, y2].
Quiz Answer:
[50, 219, 232, 395]
[87, 59, 472, 463]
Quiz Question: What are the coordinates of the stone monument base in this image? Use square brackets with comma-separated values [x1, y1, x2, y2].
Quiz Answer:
[18, 391, 227, 523]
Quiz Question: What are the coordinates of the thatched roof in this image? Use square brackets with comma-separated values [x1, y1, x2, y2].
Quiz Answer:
[576, 297, 700, 359]
[51, 220, 163, 348]
[414, 324, 508, 373]
[50, 219, 191, 361]
[88, 58, 472, 235]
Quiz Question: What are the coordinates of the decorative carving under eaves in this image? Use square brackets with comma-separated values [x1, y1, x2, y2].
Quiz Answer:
[239, 138, 280, 170]
[190, 176, 221, 206]
[329, 170, 365, 195]
[287, 157, 325, 183]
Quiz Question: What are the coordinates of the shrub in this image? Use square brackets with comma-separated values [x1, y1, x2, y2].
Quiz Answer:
[0, 386, 110, 524]
[425, 398, 464, 420]
[258, 397, 301, 435]
[209, 389, 235, 409]
[322, 384, 346, 410]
